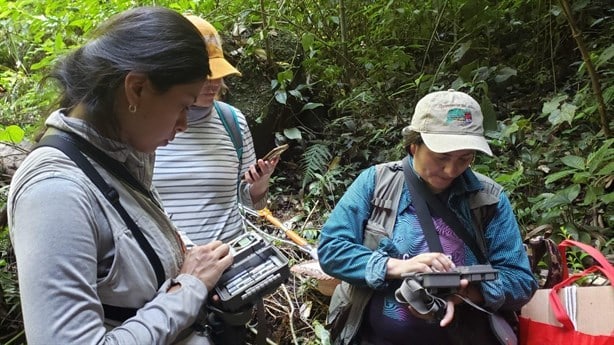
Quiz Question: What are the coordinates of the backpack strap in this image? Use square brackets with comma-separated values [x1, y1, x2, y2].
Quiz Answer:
[364, 162, 405, 250]
[214, 101, 243, 163]
[36, 133, 166, 322]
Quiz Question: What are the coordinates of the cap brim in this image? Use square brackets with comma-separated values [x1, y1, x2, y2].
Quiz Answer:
[421, 133, 493, 156]
[208, 57, 242, 79]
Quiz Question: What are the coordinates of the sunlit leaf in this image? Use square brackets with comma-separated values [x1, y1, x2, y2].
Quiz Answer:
[284, 127, 302, 140]
[559, 103, 576, 125]
[275, 90, 287, 104]
[547, 101, 576, 126]
[289, 89, 304, 100]
[0, 125, 25, 143]
[542, 95, 567, 115]
[314, 320, 331, 345]
[300, 102, 324, 112]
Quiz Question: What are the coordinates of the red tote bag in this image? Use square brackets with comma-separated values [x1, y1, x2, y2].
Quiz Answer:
[520, 239, 614, 345]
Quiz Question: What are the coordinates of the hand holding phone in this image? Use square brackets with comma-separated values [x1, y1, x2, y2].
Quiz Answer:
[261, 144, 289, 161]
[253, 144, 288, 176]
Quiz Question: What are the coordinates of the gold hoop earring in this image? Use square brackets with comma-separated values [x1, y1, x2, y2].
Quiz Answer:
[128, 104, 137, 113]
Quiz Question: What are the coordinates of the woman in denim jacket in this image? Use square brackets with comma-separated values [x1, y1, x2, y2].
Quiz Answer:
[318, 90, 537, 345]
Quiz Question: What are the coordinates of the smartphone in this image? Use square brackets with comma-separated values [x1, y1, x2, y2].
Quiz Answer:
[261, 144, 289, 161]
[252, 144, 288, 176]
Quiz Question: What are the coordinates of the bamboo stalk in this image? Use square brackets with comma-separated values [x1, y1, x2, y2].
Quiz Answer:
[558, 0, 611, 137]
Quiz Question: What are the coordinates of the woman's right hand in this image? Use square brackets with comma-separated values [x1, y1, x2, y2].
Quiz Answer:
[386, 252, 455, 279]
[180, 240, 233, 291]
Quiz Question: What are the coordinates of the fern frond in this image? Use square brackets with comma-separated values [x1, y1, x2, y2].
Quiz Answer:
[300, 143, 332, 191]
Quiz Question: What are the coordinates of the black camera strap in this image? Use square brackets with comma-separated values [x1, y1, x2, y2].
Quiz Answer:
[36, 133, 165, 321]
[401, 156, 487, 264]
[402, 157, 443, 254]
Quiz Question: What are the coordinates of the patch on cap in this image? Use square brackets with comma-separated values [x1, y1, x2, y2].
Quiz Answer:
[446, 108, 474, 126]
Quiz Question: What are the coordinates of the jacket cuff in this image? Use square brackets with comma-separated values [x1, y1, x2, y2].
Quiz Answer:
[365, 250, 389, 289]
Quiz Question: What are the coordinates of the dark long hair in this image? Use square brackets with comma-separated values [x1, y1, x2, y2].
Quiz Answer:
[47, 6, 209, 137]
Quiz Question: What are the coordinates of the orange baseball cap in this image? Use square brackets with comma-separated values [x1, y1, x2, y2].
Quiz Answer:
[184, 14, 241, 79]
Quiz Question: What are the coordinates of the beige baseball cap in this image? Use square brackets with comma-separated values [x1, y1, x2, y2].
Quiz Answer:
[405, 89, 493, 156]
[184, 14, 241, 79]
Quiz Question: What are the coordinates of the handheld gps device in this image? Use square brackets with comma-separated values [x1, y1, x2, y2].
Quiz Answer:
[395, 265, 499, 321]
[409, 264, 499, 291]
[214, 232, 290, 312]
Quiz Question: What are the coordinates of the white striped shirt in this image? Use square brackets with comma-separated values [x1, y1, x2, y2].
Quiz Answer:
[153, 102, 264, 245]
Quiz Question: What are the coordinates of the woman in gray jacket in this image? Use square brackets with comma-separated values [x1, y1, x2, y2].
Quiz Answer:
[7, 7, 232, 344]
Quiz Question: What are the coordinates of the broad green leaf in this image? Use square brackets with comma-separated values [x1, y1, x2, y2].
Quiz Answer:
[289, 89, 303, 100]
[587, 138, 614, 172]
[314, 320, 331, 345]
[545, 170, 574, 184]
[561, 155, 585, 170]
[277, 69, 293, 83]
[301, 32, 315, 52]
[274, 90, 287, 104]
[581, 185, 601, 205]
[300, 102, 324, 112]
[500, 122, 519, 139]
[571, 171, 590, 184]
[596, 44, 614, 69]
[480, 96, 497, 131]
[283, 127, 302, 140]
[559, 103, 576, 125]
[453, 41, 471, 63]
[602, 192, 614, 204]
[549, 102, 576, 125]
[596, 161, 614, 176]
[560, 184, 581, 203]
[538, 185, 580, 209]
[494, 66, 517, 83]
[542, 94, 567, 115]
[54, 32, 64, 51]
[0, 125, 25, 143]
[537, 193, 570, 209]
[547, 109, 562, 125]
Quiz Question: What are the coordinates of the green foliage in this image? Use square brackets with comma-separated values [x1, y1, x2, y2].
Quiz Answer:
[0, 125, 24, 143]
[1, 226, 25, 345]
[0, 0, 613, 343]
[534, 138, 614, 243]
[300, 142, 332, 192]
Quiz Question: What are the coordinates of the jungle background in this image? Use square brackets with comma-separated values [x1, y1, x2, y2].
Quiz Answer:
[0, 0, 612, 344]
